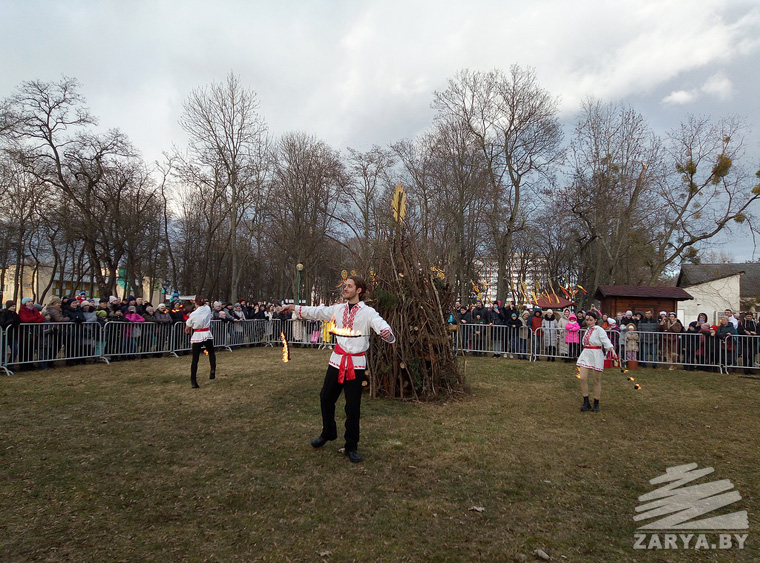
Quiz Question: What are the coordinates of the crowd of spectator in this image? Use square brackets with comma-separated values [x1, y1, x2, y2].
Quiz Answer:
[0, 294, 302, 371]
[2, 293, 758, 374]
[448, 299, 759, 373]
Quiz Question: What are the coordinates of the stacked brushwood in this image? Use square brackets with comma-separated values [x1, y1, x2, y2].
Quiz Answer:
[366, 226, 466, 400]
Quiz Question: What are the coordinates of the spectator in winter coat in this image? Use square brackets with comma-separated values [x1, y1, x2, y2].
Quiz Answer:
[624, 323, 639, 363]
[738, 312, 758, 374]
[695, 323, 710, 370]
[575, 310, 586, 327]
[18, 298, 44, 369]
[211, 302, 224, 320]
[684, 313, 708, 371]
[503, 300, 518, 320]
[530, 309, 543, 359]
[622, 310, 636, 328]
[518, 310, 531, 360]
[153, 303, 172, 324]
[67, 300, 86, 323]
[124, 306, 146, 358]
[637, 310, 660, 367]
[505, 311, 522, 358]
[558, 309, 571, 357]
[607, 318, 620, 348]
[0, 300, 20, 366]
[0, 300, 20, 331]
[471, 300, 486, 321]
[46, 297, 71, 323]
[19, 298, 43, 324]
[564, 313, 581, 361]
[121, 296, 138, 315]
[542, 309, 559, 361]
[169, 301, 186, 323]
[142, 306, 157, 322]
[661, 313, 683, 370]
[471, 312, 486, 356]
[718, 316, 738, 369]
[81, 301, 98, 323]
[97, 300, 110, 317]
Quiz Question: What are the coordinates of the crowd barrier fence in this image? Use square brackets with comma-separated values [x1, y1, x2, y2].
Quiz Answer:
[3, 319, 757, 376]
[449, 323, 760, 374]
[0, 318, 336, 375]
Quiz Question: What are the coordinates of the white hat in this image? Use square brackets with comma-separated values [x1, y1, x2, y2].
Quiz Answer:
[608, 318, 617, 325]
[546, 309, 553, 314]
[626, 310, 633, 316]
[659, 311, 667, 316]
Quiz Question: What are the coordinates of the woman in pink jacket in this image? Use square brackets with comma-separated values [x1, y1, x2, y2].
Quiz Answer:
[564, 313, 581, 361]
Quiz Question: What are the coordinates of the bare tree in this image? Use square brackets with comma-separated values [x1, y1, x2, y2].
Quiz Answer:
[269, 132, 349, 303]
[432, 66, 564, 300]
[338, 145, 397, 270]
[6, 77, 161, 297]
[177, 73, 269, 300]
[558, 99, 663, 293]
[647, 114, 760, 280]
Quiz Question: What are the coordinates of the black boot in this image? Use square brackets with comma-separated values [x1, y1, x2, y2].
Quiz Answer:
[581, 396, 591, 411]
[209, 370, 215, 380]
[592, 399, 600, 412]
[191, 377, 199, 389]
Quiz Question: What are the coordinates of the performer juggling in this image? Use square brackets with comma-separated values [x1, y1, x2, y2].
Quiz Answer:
[186, 294, 216, 389]
[281, 275, 395, 463]
[576, 310, 618, 412]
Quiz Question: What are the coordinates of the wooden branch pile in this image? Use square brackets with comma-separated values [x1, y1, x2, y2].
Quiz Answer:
[367, 226, 466, 401]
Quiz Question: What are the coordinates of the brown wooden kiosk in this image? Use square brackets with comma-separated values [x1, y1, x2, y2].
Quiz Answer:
[594, 285, 693, 316]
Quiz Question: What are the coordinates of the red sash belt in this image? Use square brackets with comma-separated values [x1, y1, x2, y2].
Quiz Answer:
[194, 328, 210, 332]
[585, 346, 601, 349]
[335, 344, 365, 384]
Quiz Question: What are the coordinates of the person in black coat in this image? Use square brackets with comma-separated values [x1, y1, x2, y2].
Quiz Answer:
[738, 312, 758, 374]
[455, 306, 472, 353]
[0, 300, 21, 367]
[505, 311, 522, 357]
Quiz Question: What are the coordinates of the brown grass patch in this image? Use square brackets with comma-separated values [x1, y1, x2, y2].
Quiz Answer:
[1, 349, 758, 561]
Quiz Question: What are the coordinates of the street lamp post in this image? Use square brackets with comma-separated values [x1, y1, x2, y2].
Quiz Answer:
[296, 263, 304, 305]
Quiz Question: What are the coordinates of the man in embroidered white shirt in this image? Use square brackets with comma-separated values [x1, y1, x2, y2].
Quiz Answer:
[282, 276, 395, 463]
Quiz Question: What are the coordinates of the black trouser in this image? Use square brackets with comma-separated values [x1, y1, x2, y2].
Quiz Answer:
[190, 339, 216, 385]
[319, 364, 364, 451]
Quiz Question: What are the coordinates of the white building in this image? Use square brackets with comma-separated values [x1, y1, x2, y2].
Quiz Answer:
[677, 263, 760, 323]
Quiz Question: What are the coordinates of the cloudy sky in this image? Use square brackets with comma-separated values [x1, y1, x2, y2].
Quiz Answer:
[2, 0, 760, 259]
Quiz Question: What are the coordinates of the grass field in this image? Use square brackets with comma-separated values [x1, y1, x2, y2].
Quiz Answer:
[1, 347, 758, 562]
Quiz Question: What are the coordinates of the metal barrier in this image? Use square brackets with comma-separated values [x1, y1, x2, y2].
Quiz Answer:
[448, 323, 733, 373]
[4, 321, 107, 373]
[102, 321, 175, 359]
[1, 317, 757, 374]
[727, 334, 759, 374]
[453, 324, 530, 359]
[1, 326, 10, 376]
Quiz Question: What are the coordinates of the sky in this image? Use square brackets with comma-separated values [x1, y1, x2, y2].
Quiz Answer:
[2, 0, 760, 260]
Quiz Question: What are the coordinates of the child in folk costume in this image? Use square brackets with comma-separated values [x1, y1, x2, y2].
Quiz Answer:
[576, 311, 618, 412]
[185, 294, 216, 389]
[282, 276, 395, 464]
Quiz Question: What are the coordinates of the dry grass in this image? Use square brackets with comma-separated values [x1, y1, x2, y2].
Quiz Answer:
[1, 348, 758, 561]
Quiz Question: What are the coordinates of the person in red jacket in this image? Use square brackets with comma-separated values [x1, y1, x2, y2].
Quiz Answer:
[530, 308, 543, 360]
[18, 297, 43, 369]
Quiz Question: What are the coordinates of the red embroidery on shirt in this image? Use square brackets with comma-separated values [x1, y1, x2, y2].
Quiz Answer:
[582, 326, 594, 347]
[342, 302, 361, 330]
